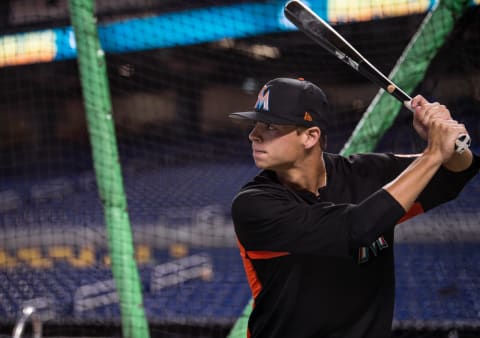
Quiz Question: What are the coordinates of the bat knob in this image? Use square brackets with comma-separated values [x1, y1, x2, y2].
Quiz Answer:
[455, 134, 471, 154]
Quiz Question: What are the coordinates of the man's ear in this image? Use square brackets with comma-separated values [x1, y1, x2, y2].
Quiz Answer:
[303, 127, 321, 150]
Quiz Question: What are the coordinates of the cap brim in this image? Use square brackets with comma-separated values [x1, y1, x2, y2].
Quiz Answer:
[229, 111, 296, 125]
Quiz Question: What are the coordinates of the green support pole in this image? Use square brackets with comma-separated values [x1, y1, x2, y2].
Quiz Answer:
[227, 299, 253, 338]
[228, 0, 470, 336]
[67, 1, 150, 338]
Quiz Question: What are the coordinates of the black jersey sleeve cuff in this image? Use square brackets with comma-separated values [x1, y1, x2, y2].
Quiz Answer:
[349, 189, 406, 248]
[418, 152, 480, 210]
[442, 152, 480, 175]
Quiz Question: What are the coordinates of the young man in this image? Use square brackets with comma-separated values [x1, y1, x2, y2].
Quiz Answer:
[228, 77, 479, 338]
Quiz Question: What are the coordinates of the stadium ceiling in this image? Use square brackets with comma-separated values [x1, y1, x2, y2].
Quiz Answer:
[0, 2, 478, 96]
[1, 0, 269, 34]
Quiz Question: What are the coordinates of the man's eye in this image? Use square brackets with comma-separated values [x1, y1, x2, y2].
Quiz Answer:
[266, 124, 275, 130]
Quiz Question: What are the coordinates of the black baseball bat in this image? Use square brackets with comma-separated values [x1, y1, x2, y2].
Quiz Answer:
[284, 0, 471, 153]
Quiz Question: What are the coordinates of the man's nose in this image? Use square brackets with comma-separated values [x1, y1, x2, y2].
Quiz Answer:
[249, 123, 262, 142]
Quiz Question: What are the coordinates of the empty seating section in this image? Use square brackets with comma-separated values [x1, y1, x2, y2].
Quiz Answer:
[0, 146, 479, 326]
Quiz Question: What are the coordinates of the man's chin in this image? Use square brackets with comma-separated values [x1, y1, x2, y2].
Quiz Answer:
[253, 160, 268, 169]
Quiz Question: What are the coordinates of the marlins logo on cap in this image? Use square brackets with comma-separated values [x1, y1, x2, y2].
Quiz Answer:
[229, 77, 330, 130]
[255, 85, 271, 111]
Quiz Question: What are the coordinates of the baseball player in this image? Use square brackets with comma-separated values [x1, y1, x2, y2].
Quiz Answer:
[229, 77, 479, 338]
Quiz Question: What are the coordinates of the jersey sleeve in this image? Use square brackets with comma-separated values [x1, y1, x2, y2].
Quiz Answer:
[417, 153, 480, 211]
[231, 184, 405, 258]
[377, 152, 479, 221]
[232, 152, 479, 258]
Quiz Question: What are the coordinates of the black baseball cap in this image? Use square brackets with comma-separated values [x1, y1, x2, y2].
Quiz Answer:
[229, 77, 329, 131]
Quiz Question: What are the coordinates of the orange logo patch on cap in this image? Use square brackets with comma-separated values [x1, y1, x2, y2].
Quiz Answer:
[303, 112, 313, 122]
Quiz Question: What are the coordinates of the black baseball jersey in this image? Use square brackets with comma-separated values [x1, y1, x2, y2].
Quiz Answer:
[231, 152, 479, 338]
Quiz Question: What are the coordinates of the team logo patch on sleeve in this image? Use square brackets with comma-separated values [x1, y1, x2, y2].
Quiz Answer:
[357, 236, 389, 264]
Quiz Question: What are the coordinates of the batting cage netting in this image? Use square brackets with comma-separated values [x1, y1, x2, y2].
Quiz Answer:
[0, 1, 479, 337]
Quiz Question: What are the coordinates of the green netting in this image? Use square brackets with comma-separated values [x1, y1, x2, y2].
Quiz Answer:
[0, 1, 478, 338]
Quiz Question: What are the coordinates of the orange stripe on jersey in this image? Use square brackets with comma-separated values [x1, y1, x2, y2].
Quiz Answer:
[398, 202, 424, 224]
[236, 239, 290, 299]
[237, 239, 263, 299]
[246, 250, 290, 260]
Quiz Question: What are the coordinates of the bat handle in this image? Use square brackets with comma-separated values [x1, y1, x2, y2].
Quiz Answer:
[403, 99, 414, 113]
[403, 100, 471, 154]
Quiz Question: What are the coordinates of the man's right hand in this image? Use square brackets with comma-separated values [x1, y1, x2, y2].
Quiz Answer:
[425, 117, 468, 164]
